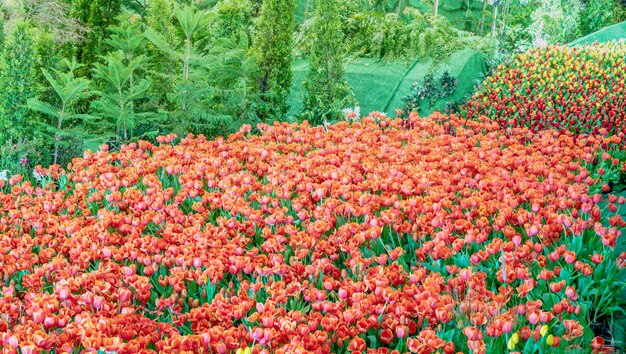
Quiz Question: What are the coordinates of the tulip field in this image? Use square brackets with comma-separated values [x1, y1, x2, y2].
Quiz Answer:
[463, 42, 626, 136]
[1, 43, 626, 354]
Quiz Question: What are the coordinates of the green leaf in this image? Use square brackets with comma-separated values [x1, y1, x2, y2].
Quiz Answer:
[418, 261, 442, 274]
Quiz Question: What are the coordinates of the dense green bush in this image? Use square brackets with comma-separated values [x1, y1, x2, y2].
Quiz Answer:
[296, 6, 495, 62]
[579, 0, 625, 35]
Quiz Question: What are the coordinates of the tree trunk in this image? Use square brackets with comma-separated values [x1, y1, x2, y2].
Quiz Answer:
[53, 113, 63, 165]
[182, 36, 191, 130]
[433, 0, 439, 16]
[479, 0, 487, 34]
[491, 4, 498, 37]
[241, 71, 247, 121]
[397, 0, 403, 15]
[53, 101, 69, 165]
[304, 0, 310, 22]
[500, 0, 508, 34]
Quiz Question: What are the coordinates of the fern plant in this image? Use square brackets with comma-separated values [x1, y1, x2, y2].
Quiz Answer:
[27, 58, 92, 165]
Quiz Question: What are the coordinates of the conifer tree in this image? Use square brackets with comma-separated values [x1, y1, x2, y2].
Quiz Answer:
[0, 22, 39, 141]
[105, 15, 149, 106]
[302, 0, 355, 124]
[145, 4, 214, 134]
[90, 51, 152, 144]
[211, 0, 253, 41]
[253, 0, 296, 119]
[145, 0, 177, 106]
[146, 4, 261, 137]
[27, 59, 92, 165]
[72, 0, 122, 74]
[206, 31, 261, 135]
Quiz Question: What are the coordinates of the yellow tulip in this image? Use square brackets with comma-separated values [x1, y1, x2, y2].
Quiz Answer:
[507, 337, 516, 350]
[540, 325, 549, 337]
[547, 334, 554, 346]
[512, 332, 519, 344]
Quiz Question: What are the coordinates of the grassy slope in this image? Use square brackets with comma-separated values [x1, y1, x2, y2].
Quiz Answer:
[288, 48, 487, 118]
[569, 21, 626, 46]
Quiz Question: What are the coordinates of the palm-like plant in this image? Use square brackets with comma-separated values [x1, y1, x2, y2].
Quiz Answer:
[145, 4, 215, 134]
[205, 31, 260, 134]
[90, 52, 151, 143]
[27, 58, 92, 165]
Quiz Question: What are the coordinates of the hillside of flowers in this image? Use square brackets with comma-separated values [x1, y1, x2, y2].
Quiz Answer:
[462, 41, 626, 136]
[1, 112, 625, 353]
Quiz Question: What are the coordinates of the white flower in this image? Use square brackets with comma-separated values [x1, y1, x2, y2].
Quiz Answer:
[0, 170, 9, 181]
[33, 170, 44, 183]
[342, 106, 361, 121]
[533, 37, 549, 48]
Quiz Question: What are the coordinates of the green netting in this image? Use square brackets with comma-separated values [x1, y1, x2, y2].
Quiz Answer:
[383, 48, 487, 115]
[569, 21, 626, 46]
[295, 0, 312, 24]
[287, 58, 408, 117]
[287, 48, 487, 117]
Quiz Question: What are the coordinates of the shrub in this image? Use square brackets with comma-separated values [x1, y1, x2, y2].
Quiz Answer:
[401, 71, 458, 115]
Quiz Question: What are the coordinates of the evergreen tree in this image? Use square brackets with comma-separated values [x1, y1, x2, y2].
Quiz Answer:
[145, 4, 214, 134]
[105, 14, 149, 103]
[529, 0, 582, 44]
[145, 0, 175, 38]
[210, 0, 253, 41]
[106, 14, 146, 60]
[0, 22, 39, 141]
[145, 0, 177, 106]
[579, 0, 616, 35]
[0, 22, 51, 171]
[107, 14, 165, 134]
[146, 4, 261, 137]
[27, 59, 92, 165]
[253, 0, 296, 119]
[302, 0, 355, 125]
[205, 31, 261, 136]
[90, 51, 152, 144]
[72, 0, 122, 74]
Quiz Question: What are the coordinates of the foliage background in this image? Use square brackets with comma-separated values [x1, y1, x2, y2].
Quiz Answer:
[0, 0, 625, 172]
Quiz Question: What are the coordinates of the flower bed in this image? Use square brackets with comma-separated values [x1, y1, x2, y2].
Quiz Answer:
[0, 114, 625, 353]
[462, 42, 626, 136]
